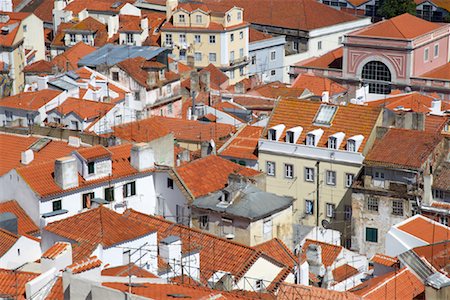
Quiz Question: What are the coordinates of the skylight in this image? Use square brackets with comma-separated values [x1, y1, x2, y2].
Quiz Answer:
[313, 105, 338, 126]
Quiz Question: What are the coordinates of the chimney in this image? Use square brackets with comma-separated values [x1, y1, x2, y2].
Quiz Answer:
[322, 266, 334, 289]
[21, 149, 34, 165]
[299, 260, 309, 286]
[147, 72, 157, 87]
[37, 75, 48, 90]
[190, 71, 200, 93]
[234, 82, 244, 94]
[68, 136, 81, 148]
[140, 17, 148, 32]
[124, 93, 133, 106]
[423, 174, 433, 206]
[430, 98, 442, 115]
[130, 143, 155, 171]
[321, 91, 329, 103]
[306, 244, 325, 277]
[187, 55, 195, 69]
[160, 235, 182, 264]
[166, 0, 178, 21]
[200, 71, 210, 92]
[54, 157, 79, 190]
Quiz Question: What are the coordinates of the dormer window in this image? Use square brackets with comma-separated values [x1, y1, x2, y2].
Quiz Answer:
[347, 140, 356, 152]
[313, 104, 338, 126]
[306, 134, 315, 146]
[179, 14, 185, 23]
[227, 14, 231, 22]
[267, 124, 285, 141]
[268, 129, 276, 141]
[328, 137, 337, 149]
[286, 131, 294, 143]
[196, 15, 202, 23]
[347, 135, 364, 152]
[328, 132, 345, 150]
[285, 126, 303, 144]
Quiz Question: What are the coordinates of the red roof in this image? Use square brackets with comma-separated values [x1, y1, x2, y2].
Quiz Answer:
[101, 264, 158, 278]
[291, 73, 347, 96]
[53, 42, 96, 72]
[332, 264, 358, 283]
[365, 128, 442, 169]
[0, 200, 39, 235]
[248, 81, 307, 99]
[420, 61, 450, 80]
[46, 277, 63, 300]
[412, 241, 450, 274]
[396, 215, 450, 244]
[22, 0, 53, 23]
[0, 269, 38, 299]
[44, 206, 155, 261]
[367, 92, 450, 114]
[52, 18, 109, 48]
[0, 89, 62, 111]
[175, 155, 260, 198]
[0, 229, 19, 257]
[67, 256, 102, 274]
[351, 13, 444, 40]
[220, 125, 262, 160]
[75, 145, 112, 161]
[23, 60, 54, 74]
[253, 238, 297, 269]
[370, 253, 398, 267]
[42, 242, 70, 259]
[52, 97, 115, 121]
[0, 13, 23, 47]
[350, 267, 424, 300]
[296, 47, 343, 69]
[278, 282, 359, 300]
[119, 15, 143, 32]
[301, 239, 343, 268]
[249, 28, 273, 43]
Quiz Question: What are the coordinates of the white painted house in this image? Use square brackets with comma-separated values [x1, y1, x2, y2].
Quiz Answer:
[0, 229, 41, 269]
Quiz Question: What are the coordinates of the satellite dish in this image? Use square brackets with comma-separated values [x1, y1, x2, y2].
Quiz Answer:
[322, 219, 331, 229]
[225, 233, 235, 240]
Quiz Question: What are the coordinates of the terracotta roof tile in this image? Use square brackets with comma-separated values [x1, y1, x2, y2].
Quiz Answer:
[278, 282, 360, 300]
[0, 15, 21, 47]
[370, 253, 398, 267]
[367, 92, 450, 114]
[249, 28, 273, 43]
[46, 277, 63, 300]
[350, 267, 424, 300]
[296, 47, 343, 69]
[352, 13, 443, 40]
[301, 239, 342, 268]
[420, 61, 450, 80]
[253, 238, 297, 269]
[23, 60, 54, 74]
[231, 95, 276, 110]
[51, 97, 115, 121]
[42, 242, 70, 259]
[396, 215, 450, 244]
[75, 145, 112, 161]
[411, 241, 450, 274]
[64, 0, 130, 14]
[67, 256, 102, 273]
[0, 133, 86, 176]
[365, 128, 442, 169]
[0, 200, 39, 235]
[101, 264, 158, 278]
[0, 229, 19, 257]
[248, 81, 307, 99]
[0, 269, 38, 299]
[175, 155, 260, 198]
[22, 0, 53, 23]
[431, 202, 450, 210]
[44, 206, 155, 261]
[220, 125, 262, 160]
[0, 89, 62, 111]
[266, 99, 381, 152]
[52, 18, 109, 48]
[332, 264, 358, 283]
[119, 15, 143, 32]
[53, 42, 96, 72]
[291, 73, 347, 96]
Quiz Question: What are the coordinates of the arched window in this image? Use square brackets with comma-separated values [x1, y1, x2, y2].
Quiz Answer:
[362, 61, 391, 94]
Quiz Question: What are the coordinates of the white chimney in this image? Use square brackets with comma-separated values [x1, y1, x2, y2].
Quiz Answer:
[130, 143, 155, 171]
[54, 157, 79, 190]
[299, 260, 309, 286]
[430, 98, 442, 115]
[322, 266, 334, 289]
[21, 149, 34, 165]
[306, 244, 325, 277]
[68, 136, 81, 148]
[160, 235, 182, 264]
[37, 75, 48, 90]
[423, 174, 433, 206]
[321, 91, 329, 103]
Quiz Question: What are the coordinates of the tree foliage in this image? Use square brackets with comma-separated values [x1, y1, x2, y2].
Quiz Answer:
[378, 0, 416, 19]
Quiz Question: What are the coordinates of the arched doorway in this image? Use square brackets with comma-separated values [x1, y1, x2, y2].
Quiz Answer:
[361, 61, 392, 94]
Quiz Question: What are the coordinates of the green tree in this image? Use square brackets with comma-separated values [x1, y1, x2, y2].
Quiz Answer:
[378, 0, 416, 19]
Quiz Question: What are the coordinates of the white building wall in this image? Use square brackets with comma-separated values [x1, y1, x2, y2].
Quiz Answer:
[154, 172, 189, 224]
[0, 236, 41, 269]
[236, 256, 283, 291]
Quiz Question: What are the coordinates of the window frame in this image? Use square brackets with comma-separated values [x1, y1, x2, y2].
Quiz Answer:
[266, 161, 275, 176]
[318, 41, 322, 50]
[209, 52, 216, 62]
[345, 173, 354, 188]
[305, 167, 314, 182]
[104, 186, 115, 202]
[367, 196, 379, 212]
[326, 170, 336, 186]
[392, 200, 404, 216]
[52, 200, 62, 212]
[194, 52, 202, 62]
[123, 181, 136, 198]
[194, 34, 201, 43]
[284, 164, 294, 179]
[326, 203, 336, 218]
[199, 215, 209, 230]
[305, 200, 314, 215]
[424, 48, 429, 62]
[82, 192, 94, 209]
[167, 178, 174, 189]
[209, 35, 216, 44]
[165, 34, 173, 45]
[366, 227, 378, 243]
[270, 50, 276, 61]
[87, 161, 95, 174]
[434, 44, 439, 58]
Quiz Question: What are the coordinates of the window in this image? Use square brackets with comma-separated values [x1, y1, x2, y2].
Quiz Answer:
[82, 192, 94, 209]
[178, 14, 185, 23]
[268, 129, 276, 141]
[82, 34, 89, 43]
[392, 200, 403, 216]
[230, 69, 235, 79]
[305, 167, 314, 182]
[345, 173, 354, 188]
[284, 164, 294, 179]
[194, 52, 202, 61]
[293, 42, 298, 51]
[167, 178, 174, 189]
[52, 200, 62, 212]
[434, 44, 439, 57]
[209, 53, 216, 62]
[167, 103, 173, 114]
[230, 51, 235, 62]
[305, 200, 314, 215]
[439, 216, 448, 226]
[367, 196, 379, 212]
[239, 48, 244, 58]
[433, 189, 444, 200]
[165, 34, 173, 45]
[326, 203, 336, 218]
[23, 25, 27, 32]
[318, 41, 322, 50]
[179, 34, 186, 43]
[361, 61, 391, 94]
[424, 48, 429, 62]
[209, 35, 216, 43]
[87, 162, 95, 174]
[263, 218, 272, 240]
[167, 84, 172, 95]
[306, 134, 315, 146]
[196, 15, 202, 23]
[328, 137, 337, 149]
[126, 33, 134, 44]
[239, 67, 244, 76]
[344, 205, 352, 220]
[270, 70, 276, 76]
[314, 105, 338, 125]
[266, 161, 275, 176]
[255, 279, 264, 291]
[199, 215, 209, 230]
[326, 170, 336, 186]
[239, 31, 243, 39]
[230, 33, 234, 42]
[69, 34, 76, 44]
[237, 11, 242, 20]
[194, 34, 201, 43]
[226, 13, 231, 22]
[176, 205, 185, 224]
[270, 51, 276, 61]
[179, 50, 186, 60]
[112, 71, 119, 81]
[347, 140, 356, 152]
[123, 181, 136, 198]
[286, 131, 294, 143]
[338, 36, 343, 44]
[366, 227, 378, 243]
[251, 55, 256, 65]
[104, 187, 115, 202]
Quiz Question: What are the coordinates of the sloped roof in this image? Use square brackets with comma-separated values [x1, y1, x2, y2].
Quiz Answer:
[301, 239, 343, 268]
[420, 61, 450, 80]
[367, 92, 450, 114]
[411, 241, 450, 275]
[278, 282, 360, 300]
[118, 15, 143, 32]
[52, 18, 109, 48]
[332, 264, 358, 283]
[249, 27, 273, 43]
[351, 13, 443, 40]
[253, 238, 297, 268]
[370, 253, 398, 267]
[53, 42, 96, 72]
[67, 256, 102, 273]
[433, 163, 450, 191]
[0, 13, 22, 47]
[365, 128, 442, 169]
[23, 60, 54, 74]
[296, 47, 343, 69]
[0, 200, 39, 235]
[248, 81, 308, 99]
[21, 0, 53, 23]
[291, 73, 347, 96]
[0, 89, 62, 111]
[101, 264, 158, 278]
[0, 229, 19, 257]
[0, 269, 38, 299]
[46, 277, 63, 299]
[266, 98, 381, 152]
[396, 215, 450, 244]
[42, 242, 70, 259]
[220, 125, 262, 160]
[75, 145, 112, 161]
[44, 206, 155, 261]
[175, 155, 260, 198]
[51, 97, 115, 120]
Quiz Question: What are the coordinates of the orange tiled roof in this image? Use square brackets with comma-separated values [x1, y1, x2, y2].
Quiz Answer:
[367, 92, 450, 114]
[396, 215, 450, 244]
[46, 277, 63, 300]
[175, 155, 260, 198]
[278, 282, 360, 300]
[53, 42, 96, 72]
[433, 164, 450, 191]
[266, 98, 381, 152]
[119, 15, 143, 32]
[291, 73, 347, 96]
[412, 241, 450, 274]
[52, 18, 109, 48]
[101, 264, 158, 278]
[67, 256, 102, 274]
[0, 133, 86, 176]
[42, 242, 70, 259]
[0, 89, 62, 111]
[44, 206, 155, 261]
[347, 0, 370, 6]
[296, 47, 343, 69]
[220, 125, 262, 160]
[370, 253, 398, 267]
[231, 95, 276, 110]
[22, 0, 53, 23]
[248, 81, 307, 99]
[168, 57, 193, 74]
[249, 27, 273, 43]
[0, 14, 21, 47]
[420, 61, 450, 80]
[23, 60, 54, 74]
[0, 200, 39, 235]
[365, 128, 442, 169]
[332, 264, 358, 283]
[350, 267, 424, 300]
[75, 145, 112, 161]
[301, 239, 343, 268]
[253, 238, 297, 269]
[16, 144, 153, 198]
[0, 269, 38, 299]
[123, 209, 290, 286]
[352, 13, 443, 40]
[182, 63, 229, 90]
[64, 0, 130, 14]
[0, 229, 19, 257]
[425, 115, 449, 133]
[51, 97, 115, 121]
